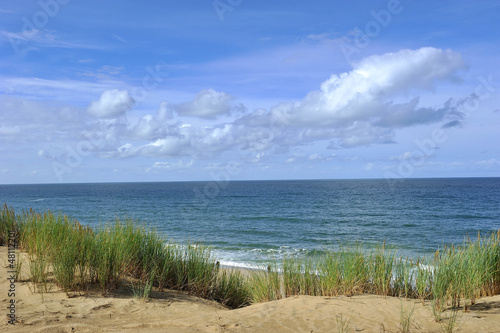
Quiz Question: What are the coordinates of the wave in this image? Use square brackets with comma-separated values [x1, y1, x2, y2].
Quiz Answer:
[218, 260, 263, 270]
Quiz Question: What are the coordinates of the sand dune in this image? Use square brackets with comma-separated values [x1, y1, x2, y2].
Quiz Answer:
[2, 247, 499, 332]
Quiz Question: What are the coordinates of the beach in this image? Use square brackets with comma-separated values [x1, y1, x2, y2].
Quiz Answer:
[2, 247, 500, 333]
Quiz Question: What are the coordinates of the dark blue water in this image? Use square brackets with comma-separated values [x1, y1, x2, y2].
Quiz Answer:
[1, 178, 499, 267]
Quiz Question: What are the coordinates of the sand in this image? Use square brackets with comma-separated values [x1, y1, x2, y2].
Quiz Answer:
[1, 247, 499, 333]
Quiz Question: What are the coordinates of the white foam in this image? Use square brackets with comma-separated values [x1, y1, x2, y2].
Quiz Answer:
[218, 260, 263, 270]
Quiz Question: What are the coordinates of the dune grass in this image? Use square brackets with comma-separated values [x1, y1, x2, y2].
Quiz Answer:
[0, 203, 18, 246]
[249, 231, 499, 309]
[0, 204, 499, 310]
[247, 263, 283, 302]
[1, 205, 249, 307]
[400, 300, 415, 333]
[336, 313, 351, 333]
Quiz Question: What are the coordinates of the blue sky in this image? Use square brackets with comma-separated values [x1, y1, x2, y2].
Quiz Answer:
[0, 0, 499, 184]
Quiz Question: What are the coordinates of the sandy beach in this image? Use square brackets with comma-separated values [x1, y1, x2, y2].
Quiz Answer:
[1, 247, 499, 333]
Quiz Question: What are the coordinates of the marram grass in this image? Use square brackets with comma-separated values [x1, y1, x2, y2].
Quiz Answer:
[1, 204, 499, 310]
[0, 206, 249, 307]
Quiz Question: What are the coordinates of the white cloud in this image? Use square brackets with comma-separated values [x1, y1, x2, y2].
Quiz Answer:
[251, 152, 266, 163]
[81, 117, 129, 154]
[99, 48, 467, 159]
[307, 153, 337, 161]
[117, 143, 133, 154]
[138, 137, 190, 158]
[130, 114, 167, 140]
[1, 48, 473, 169]
[224, 47, 467, 149]
[171, 89, 242, 119]
[87, 89, 135, 118]
[308, 153, 322, 160]
[270, 47, 465, 128]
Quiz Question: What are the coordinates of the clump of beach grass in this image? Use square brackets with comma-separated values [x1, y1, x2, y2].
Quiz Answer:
[246, 231, 499, 308]
[339, 245, 370, 296]
[1, 205, 249, 307]
[212, 268, 251, 308]
[336, 313, 351, 333]
[248, 263, 283, 302]
[20, 209, 59, 295]
[0, 203, 19, 246]
[430, 231, 500, 316]
[317, 250, 343, 296]
[399, 300, 415, 333]
[440, 308, 461, 333]
[282, 256, 318, 297]
[130, 270, 156, 300]
[370, 243, 396, 297]
[414, 260, 433, 304]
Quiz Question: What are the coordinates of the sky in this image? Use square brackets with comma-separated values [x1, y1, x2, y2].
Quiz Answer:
[0, 0, 499, 184]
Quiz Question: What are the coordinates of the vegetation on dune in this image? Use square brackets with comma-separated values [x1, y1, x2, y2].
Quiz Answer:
[1, 204, 499, 311]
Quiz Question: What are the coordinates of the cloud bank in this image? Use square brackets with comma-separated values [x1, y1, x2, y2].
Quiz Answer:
[1, 47, 469, 165]
[81, 48, 469, 159]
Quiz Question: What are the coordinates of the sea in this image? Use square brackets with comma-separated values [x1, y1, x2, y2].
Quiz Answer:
[1, 178, 499, 268]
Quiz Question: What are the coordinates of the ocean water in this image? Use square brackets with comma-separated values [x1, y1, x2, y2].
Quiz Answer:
[1, 178, 499, 268]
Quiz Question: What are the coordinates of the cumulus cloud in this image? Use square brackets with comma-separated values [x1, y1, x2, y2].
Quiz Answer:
[130, 114, 168, 140]
[23, 47, 469, 163]
[269, 47, 465, 128]
[87, 89, 135, 118]
[171, 89, 244, 119]
[224, 47, 467, 149]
